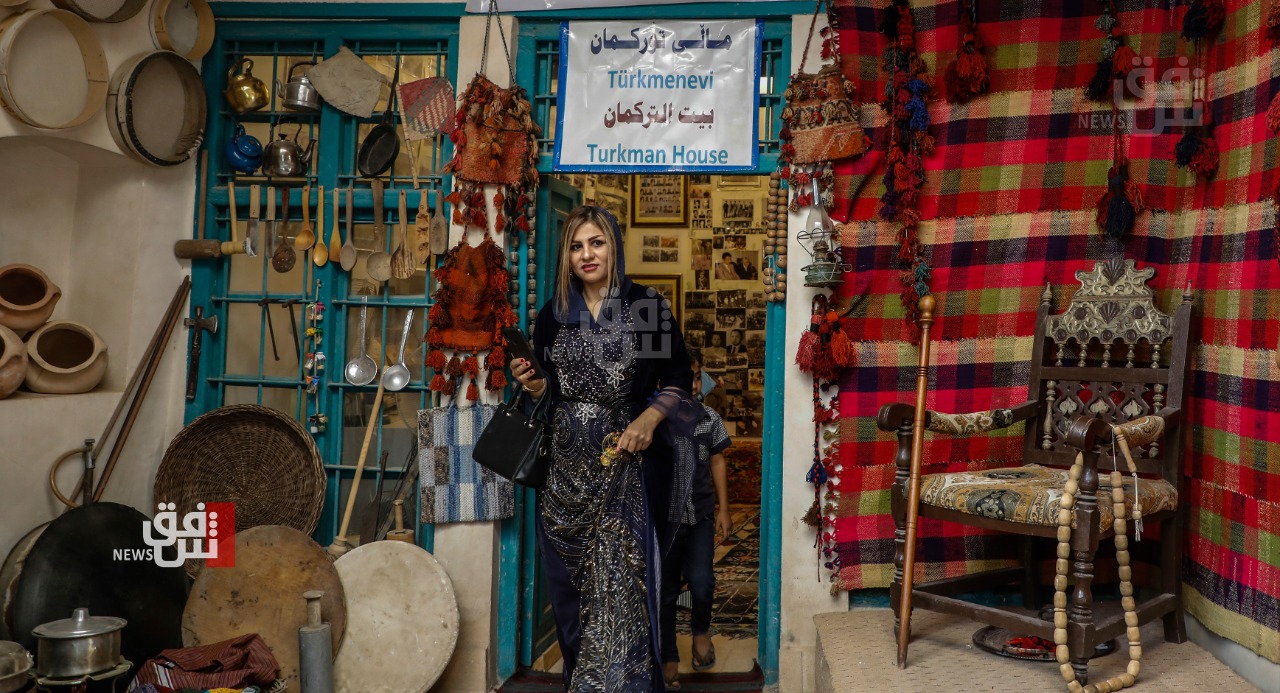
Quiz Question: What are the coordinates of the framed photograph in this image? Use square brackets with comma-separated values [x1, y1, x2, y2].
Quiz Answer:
[630, 175, 688, 226]
[631, 274, 683, 324]
[716, 175, 763, 190]
[720, 198, 756, 225]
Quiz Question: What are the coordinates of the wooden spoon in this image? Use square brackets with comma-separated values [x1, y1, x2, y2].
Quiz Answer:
[327, 186, 342, 265]
[367, 179, 392, 282]
[313, 184, 328, 267]
[390, 190, 414, 279]
[294, 185, 315, 250]
[340, 185, 357, 272]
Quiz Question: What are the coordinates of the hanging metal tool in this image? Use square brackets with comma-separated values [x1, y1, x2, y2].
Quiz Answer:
[184, 305, 218, 401]
[260, 298, 280, 362]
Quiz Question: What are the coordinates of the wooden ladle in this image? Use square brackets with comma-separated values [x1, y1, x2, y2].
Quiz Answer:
[313, 184, 328, 267]
[340, 185, 357, 272]
[294, 185, 315, 250]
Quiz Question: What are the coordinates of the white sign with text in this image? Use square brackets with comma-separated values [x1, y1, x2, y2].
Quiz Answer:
[554, 19, 761, 173]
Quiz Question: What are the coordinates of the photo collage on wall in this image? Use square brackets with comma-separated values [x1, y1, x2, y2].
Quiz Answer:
[683, 175, 769, 438]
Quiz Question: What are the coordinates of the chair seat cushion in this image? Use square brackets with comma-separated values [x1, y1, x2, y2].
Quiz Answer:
[918, 464, 1178, 528]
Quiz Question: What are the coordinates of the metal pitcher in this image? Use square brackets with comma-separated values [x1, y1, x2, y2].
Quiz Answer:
[224, 58, 268, 114]
[260, 121, 316, 178]
[277, 61, 320, 112]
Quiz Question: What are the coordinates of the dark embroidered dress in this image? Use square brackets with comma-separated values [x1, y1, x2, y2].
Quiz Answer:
[530, 211, 696, 692]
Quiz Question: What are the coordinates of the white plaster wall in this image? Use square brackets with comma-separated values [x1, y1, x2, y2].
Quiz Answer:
[776, 12, 845, 693]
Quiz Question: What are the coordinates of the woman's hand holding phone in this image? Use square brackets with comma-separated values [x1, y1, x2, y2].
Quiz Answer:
[511, 358, 546, 397]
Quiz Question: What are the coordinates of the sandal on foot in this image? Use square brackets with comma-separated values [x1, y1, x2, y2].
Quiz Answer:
[691, 642, 716, 671]
[664, 674, 682, 690]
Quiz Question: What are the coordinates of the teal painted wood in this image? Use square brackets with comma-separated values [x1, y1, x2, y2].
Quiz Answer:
[759, 299, 786, 685]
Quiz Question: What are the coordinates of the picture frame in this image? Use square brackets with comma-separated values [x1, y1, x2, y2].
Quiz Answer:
[630, 175, 688, 226]
[715, 174, 763, 190]
[631, 274, 683, 325]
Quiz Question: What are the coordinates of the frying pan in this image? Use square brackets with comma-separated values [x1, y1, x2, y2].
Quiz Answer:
[356, 61, 400, 178]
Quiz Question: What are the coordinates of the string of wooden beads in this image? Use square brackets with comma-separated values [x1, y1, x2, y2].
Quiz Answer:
[762, 171, 789, 303]
[1055, 440, 1143, 693]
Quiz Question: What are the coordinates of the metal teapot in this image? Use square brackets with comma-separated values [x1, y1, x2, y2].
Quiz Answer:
[260, 121, 315, 178]
[225, 123, 263, 174]
[277, 61, 320, 112]
[224, 58, 268, 114]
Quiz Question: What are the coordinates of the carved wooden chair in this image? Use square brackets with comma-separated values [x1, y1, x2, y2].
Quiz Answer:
[879, 260, 1192, 685]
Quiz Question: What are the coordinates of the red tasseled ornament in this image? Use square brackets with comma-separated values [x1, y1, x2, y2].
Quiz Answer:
[466, 380, 480, 402]
[1112, 45, 1142, 99]
[796, 329, 818, 373]
[1267, 1, 1280, 47]
[1189, 136, 1219, 176]
[426, 349, 446, 371]
[440, 377, 457, 397]
[829, 322, 856, 368]
[430, 373, 448, 392]
[461, 355, 480, 377]
[1095, 162, 1145, 239]
[445, 355, 463, 378]
[1202, 0, 1226, 35]
[487, 368, 506, 391]
[1267, 93, 1280, 134]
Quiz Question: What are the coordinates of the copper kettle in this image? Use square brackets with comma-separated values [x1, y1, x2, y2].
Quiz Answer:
[224, 58, 268, 114]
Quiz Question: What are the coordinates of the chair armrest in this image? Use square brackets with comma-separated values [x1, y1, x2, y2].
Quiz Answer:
[876, 400, 1038, 435]
[1064, 407, 1182, 451]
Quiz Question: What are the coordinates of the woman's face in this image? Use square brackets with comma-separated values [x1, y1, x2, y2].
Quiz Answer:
[569, 222, 612, 289]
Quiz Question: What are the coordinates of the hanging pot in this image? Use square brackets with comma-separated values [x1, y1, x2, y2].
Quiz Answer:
[30, 608, 125, 679]
[278, 61, 320, 112]
[0, 325, 26, 399]
[0, 264, 61, 334]
[223, 57, 268, 114]
[261, 119, 316, 178]
[24, 321, 108, 394]
[356, 62, 400, 178]
[225, 123, 263, 174]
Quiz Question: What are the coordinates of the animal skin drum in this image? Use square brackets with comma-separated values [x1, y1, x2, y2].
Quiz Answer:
[0, 9, 107, 129]
[332, 541, 459, 693]
[183, 525, 346, 693]
[148, 0, 213, 61]
[107, 51, 206, 166]
[52, 0, 147, 24]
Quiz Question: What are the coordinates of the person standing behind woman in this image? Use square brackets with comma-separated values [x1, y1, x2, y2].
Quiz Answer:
[511, 205, 699, 692]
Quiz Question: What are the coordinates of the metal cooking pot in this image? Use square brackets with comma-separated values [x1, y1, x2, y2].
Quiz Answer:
[30, 608, 125, 679]
[261, 120, 316, 178]
[277, 61, 320, 112]
[0, 641, 33, 693]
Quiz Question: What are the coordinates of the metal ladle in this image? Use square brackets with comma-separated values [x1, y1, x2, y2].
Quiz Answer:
[344, 299, 377, 385]
[381, 310, 414, 391]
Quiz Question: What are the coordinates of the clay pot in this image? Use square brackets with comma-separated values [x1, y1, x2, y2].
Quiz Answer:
[24, 321, 108, 394]
[0, 264, 62, 334]
[0, 324, 27, 399]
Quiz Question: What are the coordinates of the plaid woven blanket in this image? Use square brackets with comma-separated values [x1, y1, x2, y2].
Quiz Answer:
[830, 0, 1279, 662]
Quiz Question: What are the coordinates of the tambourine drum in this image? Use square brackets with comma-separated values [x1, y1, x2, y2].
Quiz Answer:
[149, 0, 213, 61]
[107, 51, 206, 166]
[0, 9, 107, 129]
[332, 541, 459, 693]
[51, 0, 147, 23]
[0, 523, 47, 641]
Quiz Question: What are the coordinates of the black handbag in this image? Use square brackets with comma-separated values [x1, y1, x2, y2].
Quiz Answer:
[472, 388, 551, 488]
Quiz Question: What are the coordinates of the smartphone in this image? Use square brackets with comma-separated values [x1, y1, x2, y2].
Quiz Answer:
[502, 327, 546, 381]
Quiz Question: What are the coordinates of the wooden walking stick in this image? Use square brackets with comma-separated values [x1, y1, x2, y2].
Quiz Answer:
[897, 294, 936, 668]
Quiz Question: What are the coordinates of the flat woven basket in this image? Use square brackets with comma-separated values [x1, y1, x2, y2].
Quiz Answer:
[155, 404, 325, 537]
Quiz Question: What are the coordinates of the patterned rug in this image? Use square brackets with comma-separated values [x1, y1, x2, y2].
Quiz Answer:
[828, 0, 1280, 663]
[723, 440, 762, 505]
[676, 506, 760, 640]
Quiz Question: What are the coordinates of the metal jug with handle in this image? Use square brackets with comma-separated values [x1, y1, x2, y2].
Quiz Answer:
[260, 121, 316, 178]
[224, 58, 268, 114]
[225, 123, 263, 174]
[277, 61, 321, 112]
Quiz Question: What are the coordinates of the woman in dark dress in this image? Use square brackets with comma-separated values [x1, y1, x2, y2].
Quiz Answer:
[511, 206, 698, 691]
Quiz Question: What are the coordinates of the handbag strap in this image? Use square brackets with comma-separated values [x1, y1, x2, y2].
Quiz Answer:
[481, 0, 516, 84]
[798, 0, 827, 74]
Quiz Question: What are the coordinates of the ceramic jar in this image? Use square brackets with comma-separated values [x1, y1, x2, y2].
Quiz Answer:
[0, 264, 62, 334]
[0, 324, 27, 399]
[24, 321, 108, 394]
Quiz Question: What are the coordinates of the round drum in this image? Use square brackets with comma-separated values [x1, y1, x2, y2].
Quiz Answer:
[51, 0, 147, 23]
[107, 51, 206, 167]
[148, 0, 213, 61]
[332, 542, 458, 693]
[0, 9, 107, 129]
